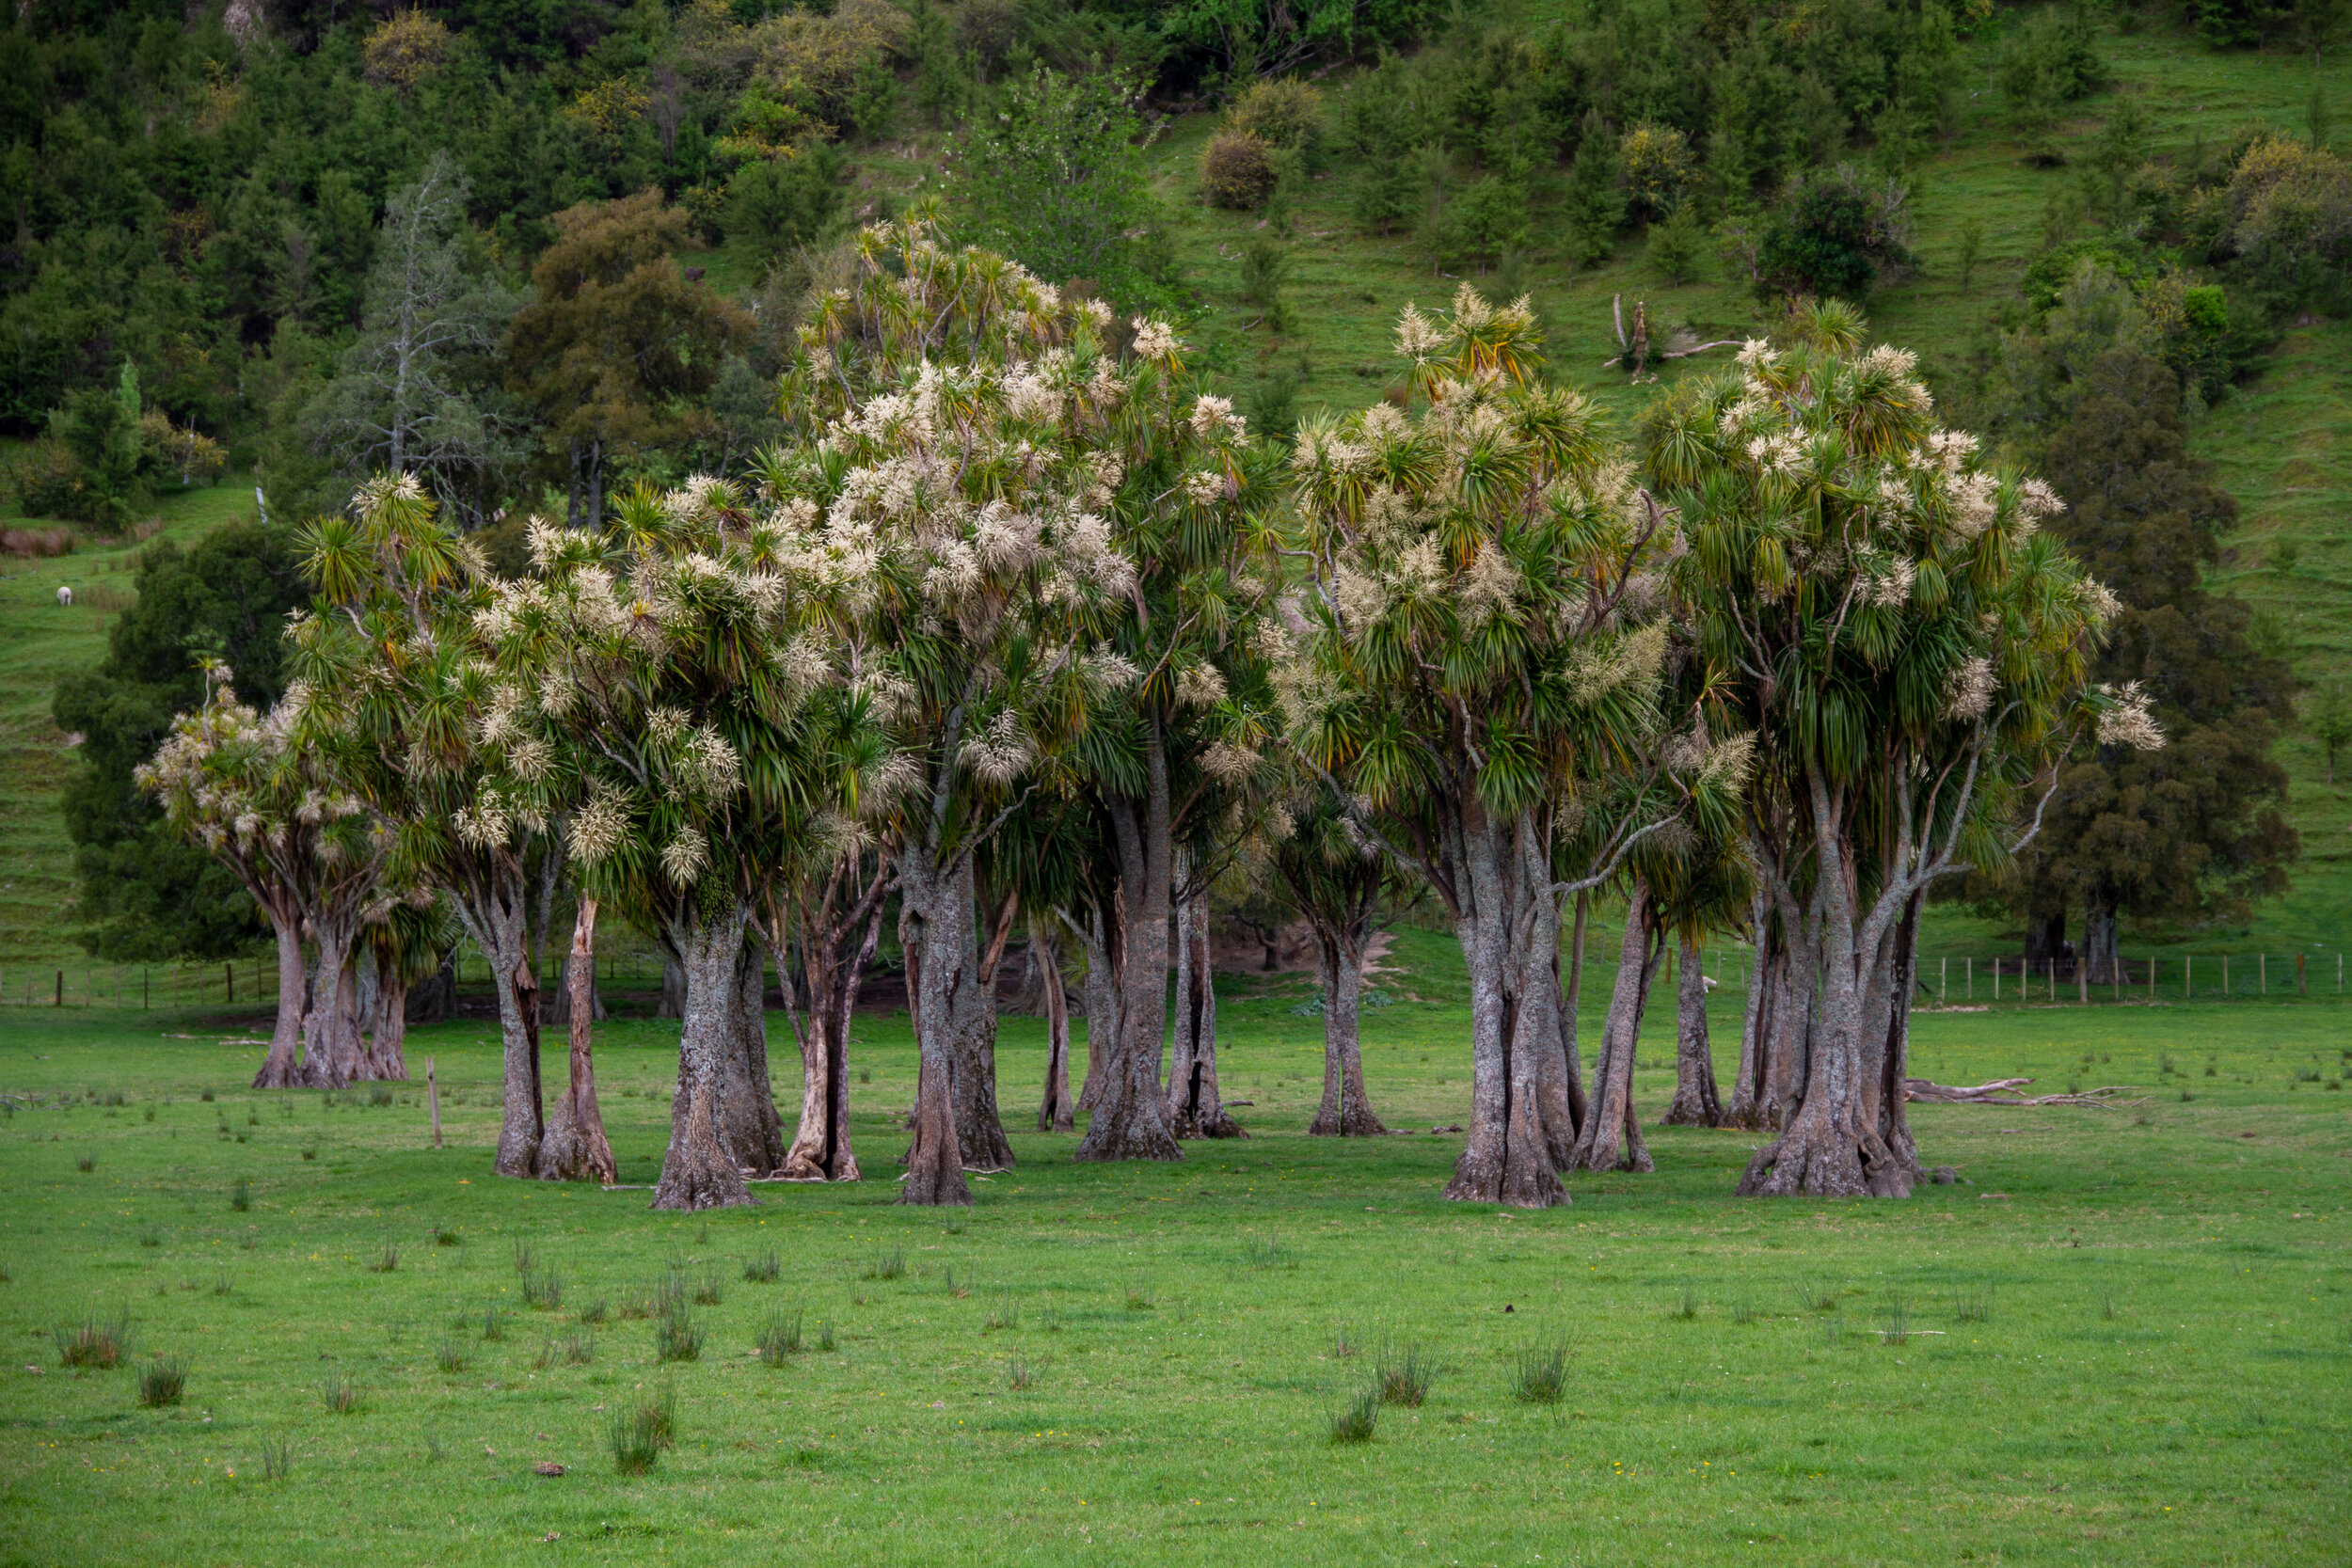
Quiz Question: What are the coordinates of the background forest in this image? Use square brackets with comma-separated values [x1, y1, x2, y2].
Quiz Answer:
[1, 0, 2347, 974]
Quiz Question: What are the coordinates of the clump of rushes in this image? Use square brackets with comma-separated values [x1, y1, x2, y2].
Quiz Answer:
[984, 1292, 1019, 1333]
[656, 1308, 704, 1363]
[817, 1321, 837, 1353]
[1329, 1386, 1380, 1444]
[321, 1373, 359, 1414]
[370, 1245, 399, 1275]
[756, 1308, 803, 1367]
[259, 1438, 293, 1481]
[55, 1313, 130, 1370]
[691, 1267, 723, 1307]
[1377, 1343, 1433, 1406]
[1731, 1298, 1758, 1325]
[521, 1268, 563, 1309]
[432, 1225, 460, 1247]
[434, 1339, 467, 1374]
[654, 1275, 691, 1319]
[138, 1356, 186, 1407]
[481, 1307, 506, 1342]
[611, 1408, 661, 1475]
[564, 1332, 595, 1366]
[211, 1273, 231, 1296]
[138, 1226, 161, 1248]
[1122, 1285, 1153, 1312]
[1880, 1292, 1910, 1346]
[75, 1151, 96, 1171]
[1515, 1341, 1569, 1404]
[577, 1296, 610, 1326]
[1955, 1287, 1994, 1324]
[1008, 1359, 1033, 1390]
[743, 1248, 781, 1284]
[300, 1148, 316, 1161]
[512, 1242, 536, 1275]
[1673, 1289, 1698, 1321]
[862, 1250, 905, 1281]
[230, 1179, 250, 1212]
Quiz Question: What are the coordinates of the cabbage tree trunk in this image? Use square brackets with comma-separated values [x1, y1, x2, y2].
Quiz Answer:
[1073, 726, 1184, 1165]
[652, 903, 755, 1210]
[540, 895, 616, 1184]
[253, 917, 310, 1089]
[1441, 806, 1567, 1208]
[897, 847, 977, 1206]
[1167, 861, 1242, 1139]
[1036, 920, 1075, 1132]
[1308, 929, 1384, 1136]
[1662, 936, 1724, 1126]
[1568, 881, 1658, 1174]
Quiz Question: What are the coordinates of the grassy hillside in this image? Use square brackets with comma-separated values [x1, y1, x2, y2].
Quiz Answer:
[2, 19, 2346, 967]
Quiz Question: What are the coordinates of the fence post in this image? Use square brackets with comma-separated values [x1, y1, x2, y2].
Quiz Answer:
[2297, 953, 2306, 997]
[2149, 957, 2155, 1002]
[2222, 955, 2230, 997]
[427, 1056, 442, 1148]
[1940, 956, 1947, 1002]
[2185, 954, 2192, 998]
[55, 970, 63, 1007]
[1966, 957, 1972, 1000]
[2259, 955, 2265, 997]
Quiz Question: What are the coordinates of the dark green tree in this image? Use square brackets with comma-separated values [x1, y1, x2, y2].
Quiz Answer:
[52, 519, 310, 959]
[1992, 349, 2298, 978]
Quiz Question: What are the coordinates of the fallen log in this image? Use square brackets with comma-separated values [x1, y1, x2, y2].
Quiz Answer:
[1903, 1077, 2148, 1108]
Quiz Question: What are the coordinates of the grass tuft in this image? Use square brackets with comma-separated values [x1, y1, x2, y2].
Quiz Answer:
[691, 1266, 723, 1307]
[321, 1373, 359, 1414]
[258, 1437, 292, 1482]
[1955, 1286, 1994, 1324]
[862, 1249, 905, 1281]
[54, 1312, 129, 1369]
[369, 1245, 399, 1275]
[138, 1355, 185, 1407]
[1377, 1342, 1434, 1406]
[564, 1331, 595, 1366]
[1329, 1385, 1380, 1444]
[1880, 1293, 1911, 1346]
[1333, 1323, 1359, 1358]
[480, 1307, 506, 1342]
[137, 1225, 160, 1248]
[520, 1267, 564, 1310]
[656, 1309, 704, 1363]
[229, 1178, 249, 1212]
[1514, 1340, 1569, 1404]
[743, 1247, 781, 1284]
[577, 1295, 609, 1325]
[1008, 1358, 1032, 1389]
[431, 1225, 460, 1246]
[1123, 1284, 1154, 1312]
[984, 1291, 1020, 1333]
[1242, 1236, 1295, 1271]
[75, 1151, 94, 1171]
[1673, 1289, 1699, 1321]
[434, 1339, 467, 1374]
[757, 1308, 803, 1366]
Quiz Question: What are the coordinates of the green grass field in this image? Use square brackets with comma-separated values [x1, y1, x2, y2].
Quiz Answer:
[0, 925, 2345, 1566]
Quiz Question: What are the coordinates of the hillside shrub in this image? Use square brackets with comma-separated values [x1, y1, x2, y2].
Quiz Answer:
[1202, 130, 1279, 209]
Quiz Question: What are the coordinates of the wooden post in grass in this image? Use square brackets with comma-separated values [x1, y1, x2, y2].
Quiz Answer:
[2259, 955, 2265, 996]
[427, 1057, 442, 1148]
[2078, 954, 2088, 1006]
[1940, 956, 1947, 1003]
[2296, 953, 2305, 996]
[2185, 954, 2192, 998]
[2222, 955, 2229, 997]
[55, 970, 62, 1007]
[225, 962, 233, 1004]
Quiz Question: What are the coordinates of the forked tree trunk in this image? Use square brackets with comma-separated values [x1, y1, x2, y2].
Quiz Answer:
[1073, 750, 1184, 1164]
[715, 939, 787, 1175]
[1308, 930, 1385, 1135]
[450, 856, 544, 1180]
[1875, 894, 1925, 1181]
[373, 978, 410, 1082]
[1737, 777, 1913, 1199]
[301, 919, 366, 1087]
[1555, 893, 1591, 1145]
[778, 862, 887, 1182]
[1442, 808, 1566, 1208]
[897, 851, 974, 1206]
[543, 948, 607, 1027]
[1569, 883, 1659, 1174]
[653, 905, 755, 1210]
[1729, 888, 1776, 1130]
[253, 916, 309, 1088]
[539, 896, 617, 1184]
[1662, 936, 1724, 1127]
[1168, 867, 1243, 1139]
[1035, 919, 1074, 1132]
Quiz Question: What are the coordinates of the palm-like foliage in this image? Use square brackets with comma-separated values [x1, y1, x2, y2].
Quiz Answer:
[284, 475, 567, 1173]
[766, 215, 1271, 1196]
[528, 477, 872, 1208]
[1282, 285, 1746, 1208]
[1649, 335, 2158, 1196]
[137, 662, 391, 1089]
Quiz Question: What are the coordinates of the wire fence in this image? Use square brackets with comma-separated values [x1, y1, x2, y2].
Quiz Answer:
[0, 942, 2344, 1013]
[0, 950, 674, 1012]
